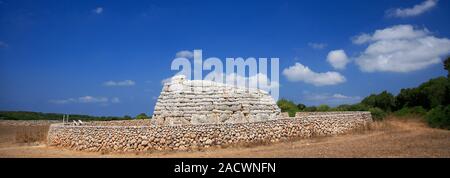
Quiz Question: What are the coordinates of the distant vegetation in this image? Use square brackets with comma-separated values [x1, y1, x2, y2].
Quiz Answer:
[135, 113, 150, 119]
[278, 57, 450, 130]
[0, 111, 147, 121]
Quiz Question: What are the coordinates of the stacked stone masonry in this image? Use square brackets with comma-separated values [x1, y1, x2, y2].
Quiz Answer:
[152, 75, 281, 125]
[47, 111, 372, 152]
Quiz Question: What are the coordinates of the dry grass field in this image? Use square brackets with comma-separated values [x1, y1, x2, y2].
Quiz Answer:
[0, 116, 449, 158]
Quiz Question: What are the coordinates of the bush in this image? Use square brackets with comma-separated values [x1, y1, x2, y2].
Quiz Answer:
[277, 99, 299, 117]
[335, 104, 369, 111]
[136, 113, 149, 119]
[297, 104, 306, 111]
[369, 107, 387, 121]
[317, 104, 330, 112]
[362, 91, 395, 112]
[394, 106, 427, 117]
[304, 106, 317, 112]
[426, 105, 450, 130]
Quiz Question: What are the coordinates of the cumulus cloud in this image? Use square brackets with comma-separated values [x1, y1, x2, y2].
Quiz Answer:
[387, 0, 437, 18]
[352, 25, 450, 73]
[327, 49, 349, 70]
[282, 62, 346, 86]
[352, 25, 429, 44]
[50, 96, 120, 104]
[221, 72, 280, 92]
[110, 97, 120, 103]
[103, 80, 136, 87]
[93, 7, 104, 14]
[176, 50, 194, 59]
[308, 42, 327, 50]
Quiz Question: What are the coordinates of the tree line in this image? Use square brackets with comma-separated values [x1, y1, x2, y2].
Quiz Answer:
[0, 111, 151, 121]
[278, 57, 450, 130]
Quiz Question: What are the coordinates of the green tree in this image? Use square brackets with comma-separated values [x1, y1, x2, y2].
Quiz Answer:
[396, 77, 450, 110]
[317, 104, 330, 112]
[419, 77, 450, 108]
[369, 107, 387, 121]
[444, 56, 450, 77]
[426, 105, 450, 130]
[395, 88, 427, 109]
[297, 103, 306, 111]
[304, 106, 317, 112]
[136, 113, 149, 119]
[361, 91, 395, 112]
[277, 99, 299, 117]
[336, 104, 368, 111]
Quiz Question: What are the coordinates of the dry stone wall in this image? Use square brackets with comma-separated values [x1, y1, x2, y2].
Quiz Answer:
[47, 111, 372, 152]
[295, 111, 371, 118]
[152, 75, 280, 125]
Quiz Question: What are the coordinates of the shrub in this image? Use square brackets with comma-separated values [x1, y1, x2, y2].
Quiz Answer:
[425, 105, 450, 130]
[335, 104, 368, 111]
[277, 99, 299, 117]
[369, 107, 387, 121]
[394, 106, 427, 117]
[136, 113, 149, 119]
[304, 106, 317, 112]
[317, 104, 330, 112]
[297, 104, 306, 111]
[362, 91, 395, 112]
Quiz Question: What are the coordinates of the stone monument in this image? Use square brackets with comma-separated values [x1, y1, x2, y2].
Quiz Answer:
[152, 75, 281, 125]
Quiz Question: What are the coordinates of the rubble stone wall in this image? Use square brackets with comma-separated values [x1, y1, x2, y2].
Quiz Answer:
[47, 111, 372, 152]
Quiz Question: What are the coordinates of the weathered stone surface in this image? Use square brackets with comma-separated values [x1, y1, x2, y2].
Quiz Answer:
[151, 75, 281, 125]
[47, 111, 372, 153]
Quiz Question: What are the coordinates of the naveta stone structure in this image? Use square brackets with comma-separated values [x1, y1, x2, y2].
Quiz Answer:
[46, 77, 373, 153]
[152, 75, 281, 125]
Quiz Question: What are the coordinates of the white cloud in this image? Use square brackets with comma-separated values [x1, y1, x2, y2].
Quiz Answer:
[221, 73, 280, 92]
[78, 96, 108, 103]
[0, 41, 8, 48]
[352, 25, 429, 44]
[111, 97, 120, 103]
[353, 25, 450, 73]
[327, 49, 349, 70]
[176, 50, 194, 59]
[308, 42, 327, 50]
[50, 96, 120, 104]
[351, 34, 372, 45]
[302, 92, 361, 106]
[282, 62, 346, 86]
[103, 80, 135, 87]
[93, 7, 104, 14]
[387, 0, 437, 18]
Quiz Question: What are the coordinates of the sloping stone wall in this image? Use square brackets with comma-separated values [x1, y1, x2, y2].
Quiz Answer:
[152, 75, 280, 125]
[47, 111, 372, 152]
[295, 111, 372, 118]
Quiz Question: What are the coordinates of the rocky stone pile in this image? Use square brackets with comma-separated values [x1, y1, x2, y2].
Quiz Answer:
[152, 75, 281, 125]
[47, 111, 372, 152]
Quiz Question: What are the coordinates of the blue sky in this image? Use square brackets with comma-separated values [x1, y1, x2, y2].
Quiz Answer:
[1, 0, 449, 116]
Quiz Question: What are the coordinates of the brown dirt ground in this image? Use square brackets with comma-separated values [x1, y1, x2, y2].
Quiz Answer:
[0, 117, 449, 158]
